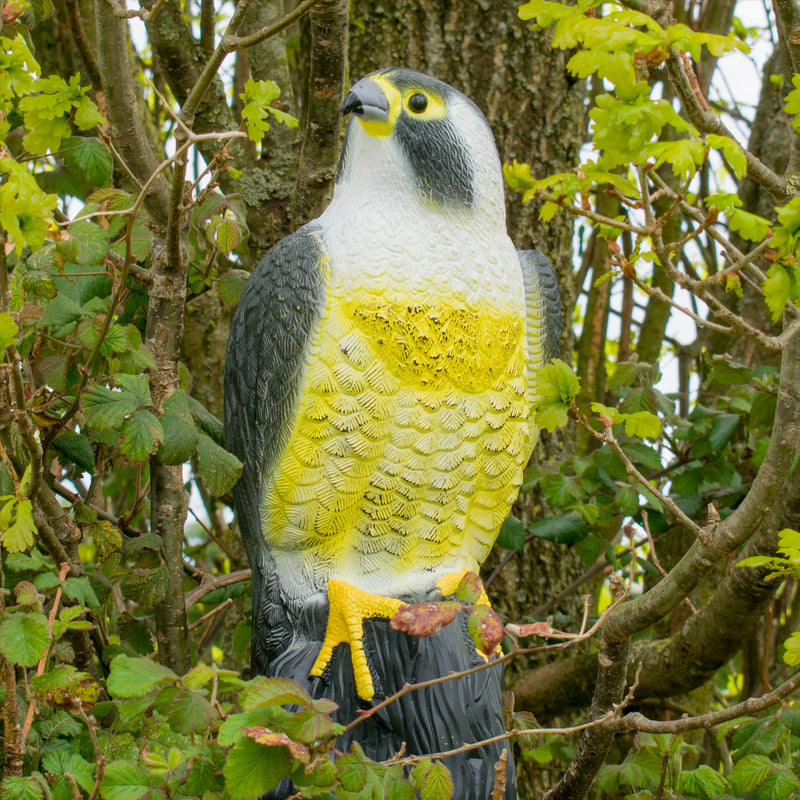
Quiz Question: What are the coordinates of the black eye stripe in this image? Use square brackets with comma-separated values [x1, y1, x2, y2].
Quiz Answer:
[408, 93, 428, 113]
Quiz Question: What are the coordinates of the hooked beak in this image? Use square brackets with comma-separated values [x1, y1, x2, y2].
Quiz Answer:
[341, 77, 390, 122]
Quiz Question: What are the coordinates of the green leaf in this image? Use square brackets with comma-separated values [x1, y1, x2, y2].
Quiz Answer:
[195, 432, 242, 496]
[61, 218, 110, 265]
[534, 359, 581, 432]
[0, 312, 18, 351]
[496, 514, 525, 550]
[622, 411, 662, 439]
[283, 707, 340, 744]
[73, 96, 105, 130]
[51, 430, 95, 472]
[529, 511, 590, 544]
[166, 686, 217, 734]
[83, 385, 139, 431]
[760, 769, 800, 800]
[336, 753, 367, 793]
[120, 409, 163, 462]
[728, 754, 774, 794]
[62, 137, 112, 187]
[417, 761, 453, 800]
[0, 612, 49, 666]
[240, 676, 313, 711]
[217, 269, 250, 306]
[188, 395, 225, 443]
[783, 632, 800, 666]
[99, 761, 155, 800]
[224, 737, 292, 800]
[106, 654, 178, 699]
[115, 373, 152, 406]
[729, 208, 771, 242]
[678, 764, 729, 799]
[63, 576, 100, 608]
[158, 390, 199, 465]
[763, 263, 794, 322]
[0, 776, 46, 800]
[38, 293, 83, 333]
[0, 497, 37, 553]
[43, 751, 95, 797]
[708, 413, 740, 452]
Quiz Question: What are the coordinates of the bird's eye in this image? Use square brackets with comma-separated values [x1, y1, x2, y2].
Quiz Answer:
[408, 93, 428, 113]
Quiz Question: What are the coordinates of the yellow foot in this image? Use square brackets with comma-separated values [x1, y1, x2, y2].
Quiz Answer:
[310, 579, 403, 701]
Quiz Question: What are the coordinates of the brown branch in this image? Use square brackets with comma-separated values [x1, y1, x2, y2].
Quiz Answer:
[184, 568, 252, 608]
[289, 0, 349, 225]
[65, 0, 104, 94]
[665, 51, 789, 204]
[226, 0, 323, 50]
[608, 669, 800, 734]
[94, 0, 171, 223]
[543, 577, 631, 800]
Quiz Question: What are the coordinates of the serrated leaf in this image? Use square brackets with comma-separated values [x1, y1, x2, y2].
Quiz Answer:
[282, 707, 339, 745]
[621, 411, 662, 439]
[243, 726, 310, 762]
[384, 765, 416, 800]
[730, 208, 771, 242]
[418, 760, 453, 800]
[0, 312, 18, 351]
[195, 432, 242, 495]
[764, 263, 794, 322]
[73, 96, 105, 130]
[224, 736, 292, 799]
[211, 217, 242, 254]
[534, 359, 581, 432]
[497, 514, 526, 551]
[106, 654, 178, 699]
[83, 385, 139, 431]
[217, 269, 249, 306]
[0, 612, 49, 666]
[99, 760, 155, 800]
[1, 497, 36, 553]
[158, 389, 199, 465]
[167, 686, 217, 734]
[240, 676, 313, 711]
[63, 576, 100, 608]
[51, 430, 95, 472]
[43, 751, 95, 796]
[728, 754, 774, 794]
[0, 776, 45, 800]
[120, 409, 163, 461]
[336, 753, 367, 793]
[678, 764, 729, 799]
[62, 137, 112, 187]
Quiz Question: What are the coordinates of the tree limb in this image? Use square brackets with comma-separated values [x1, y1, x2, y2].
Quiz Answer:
[289, 0, 349, 225]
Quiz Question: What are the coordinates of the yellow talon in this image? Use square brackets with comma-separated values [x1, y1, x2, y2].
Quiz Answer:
[310, 579, 403, 701]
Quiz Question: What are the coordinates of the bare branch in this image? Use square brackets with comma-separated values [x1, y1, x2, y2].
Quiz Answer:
[608, 669, 800, 734]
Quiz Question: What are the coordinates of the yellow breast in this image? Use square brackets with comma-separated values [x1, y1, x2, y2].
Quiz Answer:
[262, 288, 533, 598]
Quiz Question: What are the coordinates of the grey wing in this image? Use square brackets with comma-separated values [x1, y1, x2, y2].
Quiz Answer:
[223, 222, 328, 673]
[518, 249, 562, 368]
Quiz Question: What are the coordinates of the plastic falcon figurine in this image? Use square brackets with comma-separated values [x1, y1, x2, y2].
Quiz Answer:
[224, 67, 561, 800]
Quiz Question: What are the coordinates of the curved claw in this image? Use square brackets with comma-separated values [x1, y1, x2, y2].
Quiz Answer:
[310, 579, 403, 701]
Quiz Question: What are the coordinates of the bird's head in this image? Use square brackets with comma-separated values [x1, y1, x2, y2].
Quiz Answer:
[333, 68, 505, 224]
